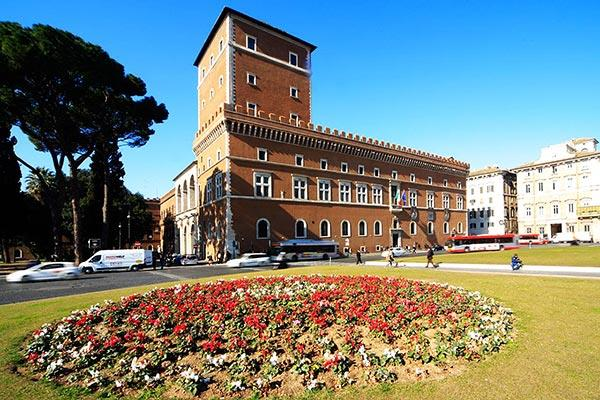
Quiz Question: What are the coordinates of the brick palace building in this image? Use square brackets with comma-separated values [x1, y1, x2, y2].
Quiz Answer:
[164, 7, 469, 259]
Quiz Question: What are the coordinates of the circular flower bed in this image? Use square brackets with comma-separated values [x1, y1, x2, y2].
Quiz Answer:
[25, 275, 514, 398]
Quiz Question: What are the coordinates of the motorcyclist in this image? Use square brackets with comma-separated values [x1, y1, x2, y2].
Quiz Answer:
[511, 254, 523, 270]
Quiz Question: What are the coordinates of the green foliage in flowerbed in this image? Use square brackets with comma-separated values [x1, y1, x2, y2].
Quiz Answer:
[23, 275, 514, 398]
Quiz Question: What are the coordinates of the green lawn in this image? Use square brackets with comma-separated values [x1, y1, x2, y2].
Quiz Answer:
[403, 245, 600, 266]
[1, 266, 599, 399]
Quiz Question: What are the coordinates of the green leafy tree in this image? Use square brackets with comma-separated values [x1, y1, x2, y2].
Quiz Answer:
[0, 22, 167, 263]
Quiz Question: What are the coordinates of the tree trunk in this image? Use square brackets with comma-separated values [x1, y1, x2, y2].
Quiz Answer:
[69, 163, 83, 265]
[101, 177, 109, 249]
[1, 239, 10, 264]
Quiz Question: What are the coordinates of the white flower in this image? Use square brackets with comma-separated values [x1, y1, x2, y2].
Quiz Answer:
[306, 378, 321, 390]
[131, 357, 147, 373]
[144, 373, 160, 384]
[269, 352, 279, 366]
[115, 380, 123, 388]
[181, 368, 199, 382]
[230, 379, 244, 391]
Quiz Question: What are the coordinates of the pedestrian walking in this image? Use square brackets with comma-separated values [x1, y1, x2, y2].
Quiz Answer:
[425, 246, 437, 268]
[356, 250, 363, 265]
[388, 252, 397, 267]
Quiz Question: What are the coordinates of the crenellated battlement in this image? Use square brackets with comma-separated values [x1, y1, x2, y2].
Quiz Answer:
[195, 103, 469, 170]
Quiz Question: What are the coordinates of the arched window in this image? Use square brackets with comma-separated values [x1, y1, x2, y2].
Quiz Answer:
[257, 219, 270, 239]
[427, 221, 434, 235]
[182, 181, 189, 210]
[410, 221, 417, 235]
[14, 248, 23, 259]
[147, 245, 153, 250]
[295, 219, 307, 238]
[341, 220, 351, 237]
[392, 218, 399, 229]
[358, 220, 367, 236]
[443, 222, 449, 234]
[177, 185, 182, 213]
[374, 220, 382, 236]
[189, 176, 196, 208]
[320, 220, 331, 237]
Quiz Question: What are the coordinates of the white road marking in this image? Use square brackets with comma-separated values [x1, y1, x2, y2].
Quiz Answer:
[148, 270, 184, 280]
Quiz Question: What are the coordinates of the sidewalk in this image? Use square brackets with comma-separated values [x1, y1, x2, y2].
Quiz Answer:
[365, 260, 600, 276]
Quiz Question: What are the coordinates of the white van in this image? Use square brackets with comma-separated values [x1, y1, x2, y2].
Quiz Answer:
[79, 249, 153, 274]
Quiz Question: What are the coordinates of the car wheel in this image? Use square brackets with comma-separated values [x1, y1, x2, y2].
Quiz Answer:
[292, 255, 299, 262]
[82, 267, 93, 274]
[464, 247, 470, 253]
[65, 272, 78, 279]
[131, 265, 139, 272]
[499, 245, 504, 251]
[21, 275, 32, 282]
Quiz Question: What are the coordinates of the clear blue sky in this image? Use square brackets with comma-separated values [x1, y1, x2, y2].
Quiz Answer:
[5, 0, 600, 197]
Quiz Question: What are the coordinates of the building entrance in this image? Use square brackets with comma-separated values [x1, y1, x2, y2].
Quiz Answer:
[551, 223, 562, 237]
[391, 232, 401, 247]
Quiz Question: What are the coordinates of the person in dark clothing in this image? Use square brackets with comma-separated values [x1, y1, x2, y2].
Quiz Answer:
[356, 250, 363, 265]
[425, 246, 437, 268]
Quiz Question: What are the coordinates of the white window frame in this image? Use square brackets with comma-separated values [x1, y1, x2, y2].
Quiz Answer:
[339, 181, 351, 202]
[247, 102, 257, 116]
[358, 165, 365, 175]
[290, 113, 299, 124]
[295, 154, 304, 167]
[295, 219, 307, 238]
[210, 88, 215, 99]
[256, 218, 270, 239]
[374, 220, 382, 236]
[356, 184, 368, 204]
[320, 159, 328, 170]
[215, 173, 223, 199]
[290, 86, 298, 98]
[427, 221, 434, 235]
[409, 190, 417, 207]
[341, 162, 348, 173]
[246, 35, 256, 51]
[443, 222, 449, 234]
[289, 51, 298, 66]
[293, 176, 308, 200]
[427, 192, 434, 208]
[410, 221, 417, 235]
[257, 148, 268, 161]
[428, 176, 433, 185]
[319, 219, 331, 238]
[457, 196, 464, 210]
[391, 170, 398, 180]
[341, 220, 351, 237]
[410, 173, 416, 182]
[318, 179, 331, 201]
[358, 220, 367, 236]
[247, 72, 257, 85]
[443, 179, 448, 187]
[373, 167, 380, 177]
[254, 172, 272, 198]
[372, 185, 383, 205]
[219, 38, 224, 52]
[442, 194, 450, 209]
[206, 179, 212, 203]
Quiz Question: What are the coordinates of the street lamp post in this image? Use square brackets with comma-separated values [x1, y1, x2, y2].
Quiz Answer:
[127, 211, 131, 248]
[118, 223, 122, 248]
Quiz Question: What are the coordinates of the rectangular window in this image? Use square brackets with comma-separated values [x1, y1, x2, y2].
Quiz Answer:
[295, 154, 304, 167]
[391, 170, 398, 180]
[525, 184, 530, 193]
[206, 179, 212, 203]
[372, 186, 383, 204]
[553, 204, 559, 215]
[218, 75, 223, 87]
[409, 191, 417, 207]
[442, 194, 450, 209]
[373, 167, 380, 177]
[290, 86, 298, 98]
[443, 179, 448, 187]
[538, 167, 543, 173]
[457, 182, 463, 188]
[427, 192, 434, 208]
[457, 196, 464, 210]
[567, 178, 573, 189]
[341, 162, 348, 173]
[538, 206, 544, 216]
[290, 113, 299, 124]
[552, 181, 557, 190]
[428, 177, 433, 185]
[210, 55, 214, 66]
[568, 203, 574, 213]
[247, 72, 256, 85]
[257, 148, 267, 161]
[356, 184, 368, 203]
[320, 159, 328, 170]
[584, 224, 591, 232]
[215, 173, 223, 199]
[293, 177, 308, 200]
[219, 39, 224, 52]
[526, 207, 531, 216]
[358, 165, 365, 175]
[289, 51, 298, 66]
[538, 182, 544, 191]
[246, 35, 256, 50]
[410, 173, 416, 182]
[552, 166, 557, 174]
[247, 102, 257, 116]
[318, 179, 331, 201]
[254, 173, 271, 197]
[339, 182, 351, 202]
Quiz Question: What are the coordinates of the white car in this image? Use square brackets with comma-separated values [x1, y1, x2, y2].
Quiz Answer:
[381, 247, 407, 258]
[6, 262, 80, 282]
[226, 253, 272, 268]
[181, 255, 200, 265]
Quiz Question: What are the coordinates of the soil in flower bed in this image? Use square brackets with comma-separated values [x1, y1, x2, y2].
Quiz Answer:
[23, 275, 514, 398]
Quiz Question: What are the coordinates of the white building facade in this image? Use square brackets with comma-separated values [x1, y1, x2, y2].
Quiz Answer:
[513, 138, 600, 241]
[467, 167, 517, 235]
[173, 161, 200, 255]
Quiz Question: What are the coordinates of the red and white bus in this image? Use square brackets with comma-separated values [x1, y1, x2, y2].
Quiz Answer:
[446, 234, 520, 253]
[518, 233, 548, 245]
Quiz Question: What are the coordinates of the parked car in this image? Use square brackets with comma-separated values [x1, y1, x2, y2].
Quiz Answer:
[381, 247, 407, 258]
[6, 262, 80, 282]
[226, 253, 272, 268]
[181, 254, 200, 265]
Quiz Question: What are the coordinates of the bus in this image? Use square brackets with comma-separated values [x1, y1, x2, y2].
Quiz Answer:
[271, 239, 340, 261]
[446, 234, 519, 253]
[518, 233, 548, 245]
